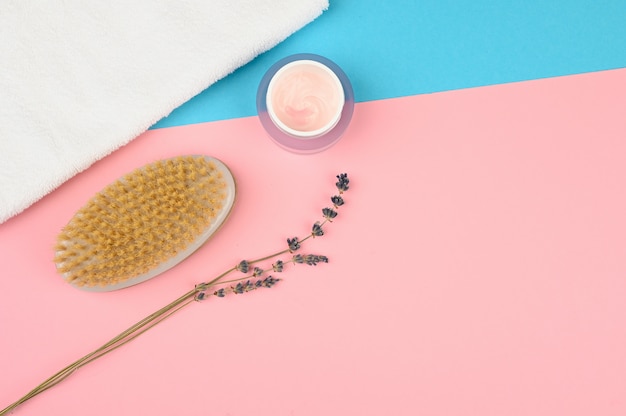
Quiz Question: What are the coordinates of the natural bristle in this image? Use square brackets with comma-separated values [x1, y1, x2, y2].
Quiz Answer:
[54, 156, 231, 289]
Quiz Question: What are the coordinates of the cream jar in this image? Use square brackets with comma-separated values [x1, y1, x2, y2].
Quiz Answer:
[257, 54, 354, 153]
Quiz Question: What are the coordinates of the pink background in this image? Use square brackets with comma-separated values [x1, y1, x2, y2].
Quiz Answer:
[1, 68, 625, 415]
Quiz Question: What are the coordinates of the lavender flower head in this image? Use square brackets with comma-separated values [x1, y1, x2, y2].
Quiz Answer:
[336, 173, 349, 193]
[287, 237, 301, 252]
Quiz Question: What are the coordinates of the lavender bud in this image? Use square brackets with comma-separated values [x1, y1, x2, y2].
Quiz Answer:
[236, 260, 249, 273]
[322, 207, 338, 221]
[262, 276, 280, 288]
[331, 195, 344, 207]
[272, 260, 284, 272]
[233, 282, 245, 294]
[287, 237, 301, 252]
[336, 173, 349, 193]
[312, 222, 324, 237]
[244, 280, 256, 292]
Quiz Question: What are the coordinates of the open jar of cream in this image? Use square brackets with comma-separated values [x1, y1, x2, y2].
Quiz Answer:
[257, 54, 354, 154]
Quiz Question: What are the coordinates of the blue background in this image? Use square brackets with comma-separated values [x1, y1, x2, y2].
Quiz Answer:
[153, 0, 626, 129]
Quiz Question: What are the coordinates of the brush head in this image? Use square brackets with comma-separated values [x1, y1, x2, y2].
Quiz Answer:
[54, 155, 236, 291]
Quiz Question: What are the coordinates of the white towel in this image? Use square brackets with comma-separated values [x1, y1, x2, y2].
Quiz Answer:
[0, 0, 328, 223]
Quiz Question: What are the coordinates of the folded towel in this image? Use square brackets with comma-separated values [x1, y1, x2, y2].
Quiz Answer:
[0, 0, 328, 223]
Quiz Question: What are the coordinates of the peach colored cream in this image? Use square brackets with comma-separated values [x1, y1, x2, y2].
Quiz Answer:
[267, 61, 343, 136]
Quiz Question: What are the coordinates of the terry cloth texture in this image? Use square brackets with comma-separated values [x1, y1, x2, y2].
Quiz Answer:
[0, 0, 328, 223]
